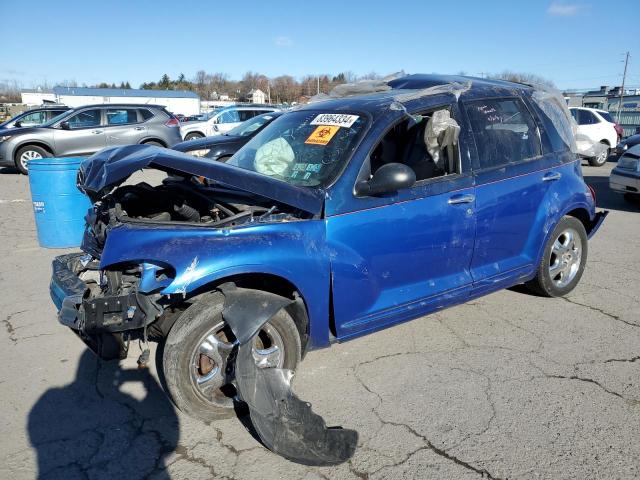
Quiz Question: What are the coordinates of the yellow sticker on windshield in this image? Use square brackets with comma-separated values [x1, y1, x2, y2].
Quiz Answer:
[305, 125, 339, 145]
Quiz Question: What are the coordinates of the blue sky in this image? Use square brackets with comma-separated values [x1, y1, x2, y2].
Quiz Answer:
[0, 0, 637, 90]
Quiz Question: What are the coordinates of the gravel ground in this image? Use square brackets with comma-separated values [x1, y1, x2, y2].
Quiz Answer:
[0, 161, 639, 480]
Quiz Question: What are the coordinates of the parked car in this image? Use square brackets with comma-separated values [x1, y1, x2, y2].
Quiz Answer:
[173, 111, 283, 160]
[180, 105, 278, 140]
[0, 104, 181, 174]
[569, 107, 618, 166]
[610, 143, 640, 202]
[0, 105, 70, 130]
[615, 133, 640, 156]
[51, 75, 607, 442]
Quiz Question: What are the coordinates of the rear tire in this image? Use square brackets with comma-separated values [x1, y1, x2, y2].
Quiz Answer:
[588, 143, 610, 166]
[185, 132, 204, 141]
[142, 140, 164, 147]
[162, 291, 301, 422]
[15, 145, 50, 175]
[525, 216, 588, 297]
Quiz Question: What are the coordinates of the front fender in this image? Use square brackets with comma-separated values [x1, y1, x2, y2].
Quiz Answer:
[99, 220, 331, 347]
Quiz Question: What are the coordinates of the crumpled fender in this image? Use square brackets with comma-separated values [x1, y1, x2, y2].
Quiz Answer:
[218, 283, 358, 465]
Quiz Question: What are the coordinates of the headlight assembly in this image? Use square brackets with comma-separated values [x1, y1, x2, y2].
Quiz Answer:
[189, 149, 211, 157]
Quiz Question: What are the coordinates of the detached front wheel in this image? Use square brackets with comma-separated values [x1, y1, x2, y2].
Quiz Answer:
[525, 216, 588, 297]
[162, 292, 301, 422]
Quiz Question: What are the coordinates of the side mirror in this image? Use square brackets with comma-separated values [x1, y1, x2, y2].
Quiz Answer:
[14, 121, 22, 128]
[60, 121, 70, 130]
[355, 163, 416, 197]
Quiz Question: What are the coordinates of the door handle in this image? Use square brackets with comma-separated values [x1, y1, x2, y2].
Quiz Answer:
[543, 172, 562, 182]
[448, 193, 475, 205]
[134, 126, 145, 131]
[91, 130, 102, 134]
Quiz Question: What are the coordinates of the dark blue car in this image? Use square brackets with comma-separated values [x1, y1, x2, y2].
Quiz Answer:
[51, 74, 607, 432]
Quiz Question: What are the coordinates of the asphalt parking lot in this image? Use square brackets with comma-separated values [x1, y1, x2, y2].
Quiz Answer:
[1, 161, 639, 480]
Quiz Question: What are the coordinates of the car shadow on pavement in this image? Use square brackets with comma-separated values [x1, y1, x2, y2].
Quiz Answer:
[583, 175, 640, 213]
[28, 349, 179, 479]
[0, 167, 19, 174]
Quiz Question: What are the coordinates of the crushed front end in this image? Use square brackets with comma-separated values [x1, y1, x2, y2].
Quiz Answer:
[51, 252, 163, 360]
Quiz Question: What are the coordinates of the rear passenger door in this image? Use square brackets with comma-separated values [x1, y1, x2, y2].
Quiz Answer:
[105, 108, 147, 146]
[464, 97, 553, 293]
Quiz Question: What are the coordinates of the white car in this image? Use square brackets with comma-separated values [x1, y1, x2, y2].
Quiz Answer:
[180, 106, 278, 140]
[569, 107, 618, 166]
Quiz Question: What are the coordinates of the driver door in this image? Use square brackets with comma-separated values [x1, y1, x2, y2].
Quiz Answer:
[53, 108, 106, 156]
[327, 104, 476, 341]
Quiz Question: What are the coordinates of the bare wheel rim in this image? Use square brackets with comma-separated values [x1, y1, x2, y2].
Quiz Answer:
[19, 150, 42, 170]
[548, 227, 582, 288]
[188, 320, 285, 408]
[596, 149, 607, 164]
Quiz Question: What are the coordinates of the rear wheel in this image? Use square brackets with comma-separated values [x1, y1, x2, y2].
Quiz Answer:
[525, 216, 588, 297]
[15, 145, 50, 175]
[162, 292, 301, 422]
[588, 143, 610, 166]
[185, 132, 204, 141]
[142, 140, 164, 147]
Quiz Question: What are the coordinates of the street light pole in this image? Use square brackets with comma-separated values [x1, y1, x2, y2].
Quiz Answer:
[617, 51, 630, 121]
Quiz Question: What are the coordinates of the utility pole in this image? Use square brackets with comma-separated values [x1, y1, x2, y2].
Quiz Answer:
[617, 51, 630, 121]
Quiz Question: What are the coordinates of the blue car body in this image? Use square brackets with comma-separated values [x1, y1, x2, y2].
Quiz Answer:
[51, 74, 607, 355]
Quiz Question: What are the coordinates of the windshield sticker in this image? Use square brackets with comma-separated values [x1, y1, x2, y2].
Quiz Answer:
[310, 114, 359, 128]
[305, 125, 340, 145]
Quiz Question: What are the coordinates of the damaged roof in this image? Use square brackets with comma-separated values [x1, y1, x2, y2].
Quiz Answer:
[299, 74, 533, 116]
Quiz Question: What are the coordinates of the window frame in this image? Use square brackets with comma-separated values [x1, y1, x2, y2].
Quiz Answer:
[462, 95, 544, 173]
[354, 103, 465, 194]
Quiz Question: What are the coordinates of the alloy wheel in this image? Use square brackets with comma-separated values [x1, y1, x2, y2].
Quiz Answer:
[548, 227, 582, 288]
[188, 320, 285, 407]
[19, 150, 43, 171]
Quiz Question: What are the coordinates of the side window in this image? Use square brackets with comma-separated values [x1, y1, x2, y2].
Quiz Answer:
[577, 110, 598, 125]
[139, 109, 154, 121]
[66, 109, 101, 129]
[18, 111, 46, 125]
[46, 110, 66, 121]
[465, 98, 541, 169]
[238, 110, 256, 122]
[369, 108, 461, 182]
[106, 108, 138, 125]
[218, 110, 240, 124]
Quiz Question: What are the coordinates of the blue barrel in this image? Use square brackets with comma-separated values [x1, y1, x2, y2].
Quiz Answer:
[28, 158, 91, 248]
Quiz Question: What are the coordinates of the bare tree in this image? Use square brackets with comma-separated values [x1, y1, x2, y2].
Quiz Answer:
[489, 70, 556, 88]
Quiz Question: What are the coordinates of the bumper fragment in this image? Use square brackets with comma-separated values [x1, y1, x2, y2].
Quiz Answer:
[219, 283, 358, 465]
[587, 210, 608, 239]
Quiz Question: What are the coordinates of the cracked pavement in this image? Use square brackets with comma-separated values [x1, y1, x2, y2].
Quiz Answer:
[1, 162, 639, 479]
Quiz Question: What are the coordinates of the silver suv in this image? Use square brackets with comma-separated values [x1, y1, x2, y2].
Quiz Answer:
[0, 104, 182, 174]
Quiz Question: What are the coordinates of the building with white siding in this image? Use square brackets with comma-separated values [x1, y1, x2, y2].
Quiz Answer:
[21, 87, 200, 115]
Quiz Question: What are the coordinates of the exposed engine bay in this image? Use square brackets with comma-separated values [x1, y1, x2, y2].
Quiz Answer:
[84, 173, 305, 255]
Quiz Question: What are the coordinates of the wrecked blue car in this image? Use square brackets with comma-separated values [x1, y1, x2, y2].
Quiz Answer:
[50, 74, 607, 464]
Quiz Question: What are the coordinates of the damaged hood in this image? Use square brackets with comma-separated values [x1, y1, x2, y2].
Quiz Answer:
[78, 144, 325, 215]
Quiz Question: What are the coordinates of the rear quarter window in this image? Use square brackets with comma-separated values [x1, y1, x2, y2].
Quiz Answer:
[139, 109, 155, 121]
